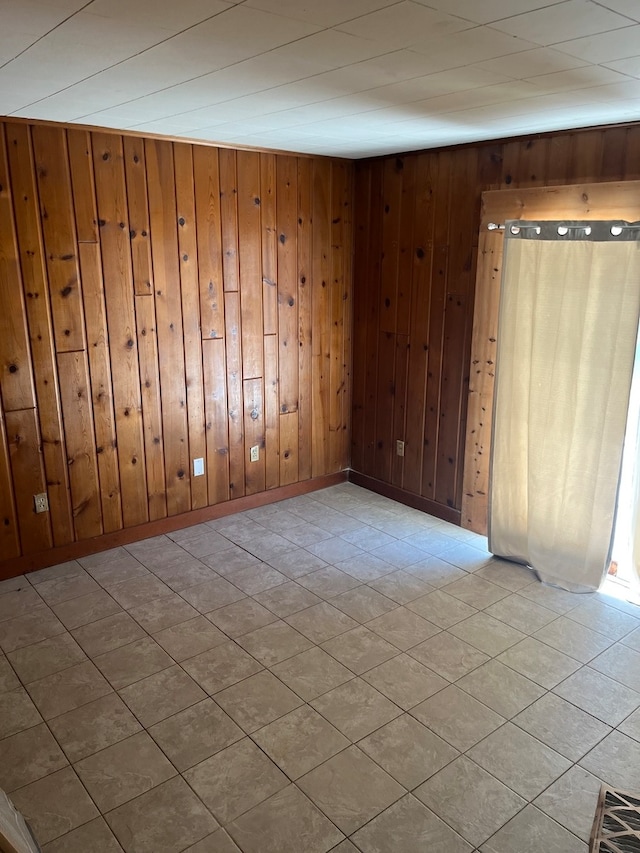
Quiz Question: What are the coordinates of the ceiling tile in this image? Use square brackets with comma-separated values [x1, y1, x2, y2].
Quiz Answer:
[490, 0, 633, 46]
[605, 56, 640, 78]
[410, 0, 568, 25]
[337, 1, 471, 49]
[85, 0, 236, 32]
[475, 46, 588, 78]
[554, 24, 640, 63]
[271, 30, 386, 67]
[591, 0, 640, 23]
[408, 24, 537, 64]
[243, 0, 397, 28]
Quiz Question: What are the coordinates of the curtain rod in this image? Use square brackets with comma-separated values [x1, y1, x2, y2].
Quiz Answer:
[487, 221, 639, 231]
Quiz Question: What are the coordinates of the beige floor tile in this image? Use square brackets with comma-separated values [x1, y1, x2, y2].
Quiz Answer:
[207, 598, 278, 637]
[415, 756, 525, 847]
[334, 553, 396, 583]
[80, 547, 140, 570]
[298, 745, 404, 835]
[226, 564, 289, 596]
[8, 632, 87, 683]
[201, 546, 262, 575]
[457, 660, 545, 718]
[36, 572, 100, 606]
[271, 646, 353, 701]
[184, 828, 241, 852]
[94, 637, 174, 690]
[28, 561, 83, 585]
[330, 586, 397, 623]
[0, 722, 68, 792]
[485, 594, 558, 634]
[151, 560, 221, 593]
[513, 692, 611, 761]
[443, 575, 510, 609]
[0, 586, 44, 622]
[0, 687, 41, 739]
[42, 816, 124, 852]
[214, 671, 302, 733]
[0, 575, 30, 594]
[278, 524, 334, 549]
[227, 784, 343, 853]
[408, 631, 489, 682]
[404, 557, 467, 588]
[330, 842, 358, 852]
[52, 590, 122, 630]
[534, 766, 603, 842]
[619, 705, 640, 741]
[402, 529, 459, 557]
[366, 606, 440, 651]
[367, 570, 432, 604]
[152, 616, 227, 660]
[371, 538, 430, 568]
[84, 558, 150, 589]
[622, 625, 640, 652]
[590, 642, 640, 692]
[534, 615, 614, 663]
[106, 776, 218, 853]
[567, 599, 639, 641]
[448, 612, 526, 657]
[440, 543, 493, 573]
[0, 656, 19, 692]
[182, 642, 263, 694]
[149, 698, 243, 771]
[108, 575, 172, 610]
[480, 804, 587, 853]
[10, 766, 98, 846]
[306, 539, 364, 566]
[297, 566, 361, 598]
[311, 677, 401, 741]
[48, 693, 142, 762]
[474, 560, 535, 592]
[352, 794, 473, 853]
[468, 723, 571, 800]
[411, 684, 505, 751]
[497, 637, 581, 689]
[180, 577, 246, 613]
[518, 582, 583, 615]
[553, 666, 640, 726]
[406, 590, 476, 629]
[253, 705, 349, 778]
[264, 547, 328, 578]
[340, 526, 396, 552]
[27, 660, 112, 719]
[359, 714, 458, 789]
[285, 601, 358, 644]
[236, 620, 313, 666]
[362, 654, 447, 710]
[321, 626, 398, 674]
[185, 737, 288, 824]
[72, 611, 147, 658]
[0, 607, 65, 653]
[128, 593, 200, 633]
[119, 664, 206, 726]
[579, 730, 640, 790]
[75, 730, 176, 812]
[253, 581, 322, 617]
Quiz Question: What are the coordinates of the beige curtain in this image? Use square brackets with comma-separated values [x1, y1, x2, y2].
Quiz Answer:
[489, 222, 640, 592]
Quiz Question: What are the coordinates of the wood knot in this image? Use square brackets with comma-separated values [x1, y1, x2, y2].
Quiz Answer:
[61, 285, 73, 297]
[8, 364, 17, 374]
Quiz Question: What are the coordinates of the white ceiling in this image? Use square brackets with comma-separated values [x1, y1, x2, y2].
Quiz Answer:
[1, 0, 639, 158]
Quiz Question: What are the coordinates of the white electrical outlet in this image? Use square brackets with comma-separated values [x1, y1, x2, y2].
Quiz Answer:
[250, 445, 260, 463]
[193, 457, 205, 477]
[34, 493, 49, 513]
[396, 440, 405, 457]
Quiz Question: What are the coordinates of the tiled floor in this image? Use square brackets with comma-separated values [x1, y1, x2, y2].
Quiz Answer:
[1, 483, 640, 852]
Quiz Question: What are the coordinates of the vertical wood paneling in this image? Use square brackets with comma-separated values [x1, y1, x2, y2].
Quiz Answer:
[0, 404, 20, 560]
[219, 148, 240, 293]
[174, 143, 208, 510]
[203, 337, 230, 505]
[0, 127, 36, 412]
[297, 158, 313, 482]
[92, 132, 149, 528]
[277, 157, 297, 414]
[350, 163, 371, 476]
[6, 124, 74, 546]
[193, 147, 224, 341]
[311, 159, 331, 477]
[6, 409, 52, 554]
[261, 153, 278, 337]
[224, 291, 245, 500]
[57, 351, 103, 539]
[32, 127, 86, 354]
[237, 151, 264, 380]
[0, 118, 356, 574]
[145, 139, 191, 516]
[244, 377, 265, 495]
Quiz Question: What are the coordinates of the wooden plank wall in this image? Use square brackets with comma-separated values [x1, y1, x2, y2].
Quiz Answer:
[0, 120, 353, 571]
[351, 123, 640, 522]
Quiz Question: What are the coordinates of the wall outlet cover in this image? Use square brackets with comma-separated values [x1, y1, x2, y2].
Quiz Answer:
[250, 445, 260, 462]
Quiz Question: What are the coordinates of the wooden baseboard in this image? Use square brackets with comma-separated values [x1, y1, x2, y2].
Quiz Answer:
[348, 470, 461, 525]
[0, 472, 347, 580]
